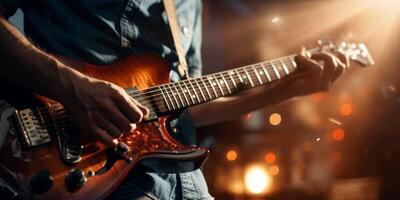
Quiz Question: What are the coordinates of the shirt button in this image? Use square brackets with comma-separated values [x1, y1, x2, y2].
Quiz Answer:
[181, 26, 189, 35]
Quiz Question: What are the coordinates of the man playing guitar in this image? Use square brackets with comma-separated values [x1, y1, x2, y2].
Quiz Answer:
[0, 1, 347, 199]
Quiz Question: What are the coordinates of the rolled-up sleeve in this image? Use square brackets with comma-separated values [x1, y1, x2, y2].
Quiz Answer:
[0, 0, 23, 18]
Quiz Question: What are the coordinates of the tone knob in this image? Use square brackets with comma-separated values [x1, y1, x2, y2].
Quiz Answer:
[64, 168, 87, 192]
[30, 170, 53, 195]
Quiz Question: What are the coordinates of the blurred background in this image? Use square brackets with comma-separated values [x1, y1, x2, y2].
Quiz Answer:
[8, 0, 400, 199]
[198, 0, 400, 199]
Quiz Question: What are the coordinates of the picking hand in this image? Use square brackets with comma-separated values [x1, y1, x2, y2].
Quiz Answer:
[59, 72, 149, 148]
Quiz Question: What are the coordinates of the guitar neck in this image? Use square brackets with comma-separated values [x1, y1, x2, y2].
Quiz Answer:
[136, 55, 298, 114]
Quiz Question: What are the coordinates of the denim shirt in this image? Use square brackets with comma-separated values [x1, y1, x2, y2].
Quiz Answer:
[1, 0, 212, 199]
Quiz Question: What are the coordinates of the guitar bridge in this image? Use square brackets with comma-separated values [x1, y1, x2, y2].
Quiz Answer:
[13, 108, 51, 149]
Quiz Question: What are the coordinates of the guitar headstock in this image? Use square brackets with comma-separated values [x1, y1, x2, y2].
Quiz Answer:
[317, 40, 375, 67]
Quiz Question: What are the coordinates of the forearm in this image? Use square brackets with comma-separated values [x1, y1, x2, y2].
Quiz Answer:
[188, 82, 293, 127]
[0, 11, 81, 101]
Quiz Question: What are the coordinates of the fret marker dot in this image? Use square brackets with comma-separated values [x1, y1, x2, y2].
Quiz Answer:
[259, 71, 264, 74]
[219, 80, 224, 84]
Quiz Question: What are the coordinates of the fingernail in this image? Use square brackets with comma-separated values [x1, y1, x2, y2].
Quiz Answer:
[130, 124, 137, 131]
[113, 139, 119, 146]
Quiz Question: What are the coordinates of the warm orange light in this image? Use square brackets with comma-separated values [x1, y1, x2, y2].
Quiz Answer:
[244, 164, 272, 194]
[269, 113, 282, 126]
[269, 165, 280, 176]
[226, 150, 238, 161]
[332, 128, 345, 141]
[311, 92, 324, 102]
[340, 103, 353, 116]
[264, 153, 276, 164]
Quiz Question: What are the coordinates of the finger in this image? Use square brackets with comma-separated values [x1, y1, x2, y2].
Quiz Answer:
[331, 56, 346, 81]
[91, 126, 119, 148]
[129, 97, 150, 119]
[93, 112, 124, 138]
[311, 53, 337, 81]
[335, 51, 350, 68]
[104, 101, 133, 134]
[112, 92, 145, 123]
[295, 55, 324, 77]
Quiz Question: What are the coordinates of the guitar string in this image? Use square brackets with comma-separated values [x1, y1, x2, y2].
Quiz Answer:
[126, 60, 295, 102]
[121, 47, 320, 99]
[34, 59, 296, 121]
[124, 58, 297, 98]
[35, 64, 295, 128]
[36, 60, 294, 118]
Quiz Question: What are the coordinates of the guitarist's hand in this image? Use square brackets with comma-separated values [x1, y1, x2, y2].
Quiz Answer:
[59, 71, 149, 147]
[285, 49, 349, 97]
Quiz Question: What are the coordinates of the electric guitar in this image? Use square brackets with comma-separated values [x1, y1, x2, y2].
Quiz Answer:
[0, 41, 374, 200]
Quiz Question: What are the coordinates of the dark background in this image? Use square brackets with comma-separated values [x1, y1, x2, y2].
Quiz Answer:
[9, 0, 400, 199]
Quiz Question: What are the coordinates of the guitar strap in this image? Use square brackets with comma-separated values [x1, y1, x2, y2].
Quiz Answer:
[163, 0, 190, 79]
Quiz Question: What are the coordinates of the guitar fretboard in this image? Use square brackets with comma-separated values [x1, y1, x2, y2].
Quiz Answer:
[129, 55, 297, 114]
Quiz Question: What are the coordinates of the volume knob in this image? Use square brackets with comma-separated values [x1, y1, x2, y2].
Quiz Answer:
[30, 170, 53, 195]
[64, 168, 87, 192]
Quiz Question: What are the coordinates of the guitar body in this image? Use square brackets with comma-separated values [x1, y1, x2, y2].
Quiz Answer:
[0, 53, 209, 200]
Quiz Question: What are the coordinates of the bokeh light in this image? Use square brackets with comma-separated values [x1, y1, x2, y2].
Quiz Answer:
[269, 113, 282, 126]
[244, 164, 272, 194]
[269, 165, 280, 176]
[226, 150, 238, 161]
[332, 128, 346, 141]
[264, 152, 276, 164]
[340, 103, 353, 116]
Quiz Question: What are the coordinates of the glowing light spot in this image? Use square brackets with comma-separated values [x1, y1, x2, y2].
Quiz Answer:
[311, 92, 324, 102]
[226, 150, 238, 161]
[340, 103, 353, 116]
[271, 16, 280, 23]
[269, 165, 280, 176]
[316, 137, 321, 142]
[243, 113, 252, 121]
[264, 153, 276, 164]
[269, 113, 282, 126]
[332, 128, 345, 141]
[244, 165, 272, 194]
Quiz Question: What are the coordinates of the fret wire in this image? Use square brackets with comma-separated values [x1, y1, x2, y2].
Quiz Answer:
[193, 78, 206, 102]
[251, 65, 263, 84]
[187, 79, 199, 104]
[131, 60, 296, 108]
[243, 67, 255, 87]
[200, 77, 213, 100]
[212, 74, 225, 96]
[163, 85, 178, 110]
[261, 63, 272, 82]
[255, 64, 269, 83]
[234, 69, 244, 84]
[207, 76, 219, 98]
[275, 60, 286, 77]
[171, 83, 183, 108]
[220, 72, 231, 94]
[158, 86, 171, 111]
[280, 59, 290, 75]
[177, 81, 191, 106]
[290, 57, 297, 69]
[270, 61, 281, 79]
[227, 70, 237, 88]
